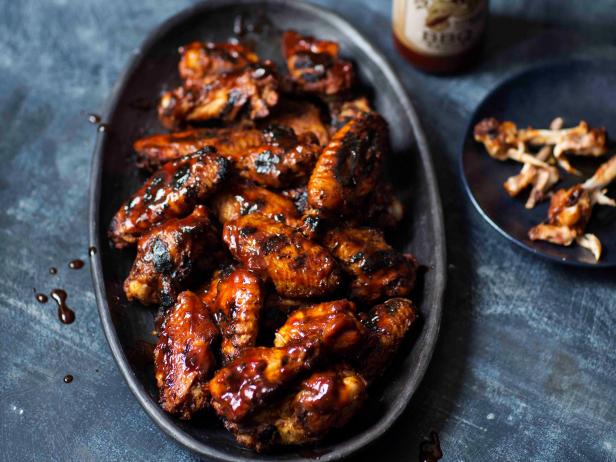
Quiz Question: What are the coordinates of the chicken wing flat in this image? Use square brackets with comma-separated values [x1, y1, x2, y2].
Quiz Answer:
[158, 62, 279, 128]
[124, 205, 220, 307]
[282, 31, 355, 96]
[323, 227, 417, 304]
[134, 125, 320, 188]
[263, 99, 329, 146]
[213, 183, 302, 228]
[210, 300, 365, 423]
[356, 298, 419, 382]
[206, 266, 264, 364]
[223, 214, 342, 298]
[226, 366, 367, 451]
[178, 41, 259, 87]
[154, 291, 219, 419]
[307, 112, 388, 217]
[273, 299, 366, 356]
[109, 148, 229, 248]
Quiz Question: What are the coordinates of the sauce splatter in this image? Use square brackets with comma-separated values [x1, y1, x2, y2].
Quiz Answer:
[87, 113, 101, 124]
[35, 293, 48, 303]
[63, 374, 73, 383]
[68, 259, 84, 270]
[97, 123, 109, 133]
[419, 431, 443, 462]
[88, 246, 97, 256]
[50, 289, 75, 324]
[49, 267, 58, 275]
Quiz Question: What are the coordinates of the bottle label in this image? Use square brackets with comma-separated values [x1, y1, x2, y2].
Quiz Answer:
[400, 0, 487, 56]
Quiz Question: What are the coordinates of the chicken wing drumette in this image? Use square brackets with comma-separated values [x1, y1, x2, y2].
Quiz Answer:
[158, 61, 279, 128]
[124, 205, 221, 307]
[209, 299, 364, 423]
[134, 125, 320, 188]
[223, 214, 342, 298]
[356, 298, 419, 382]
[213, 183, 302, 228]
[201, 266, 264, 364]
[109, 148, 229, 248]
[323, 227, 417, 304]
[282, 30, 355, 96]
[154, 291, 219, 419]
[529, 155, 616, 260]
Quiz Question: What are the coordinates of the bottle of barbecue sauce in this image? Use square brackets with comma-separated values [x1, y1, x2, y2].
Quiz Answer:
[393, 0, 488, 74]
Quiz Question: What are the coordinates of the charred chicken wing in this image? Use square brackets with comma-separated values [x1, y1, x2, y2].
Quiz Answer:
[323, 227, 417, 304]
[263, 98, 329, 146]
[154, 291, 219, 419]
[109, 148, 229, 248]
[307, 112, 388, 217]
[356, 298, 419, 382]
[223, 214, 342, 298]
[282, 31, 355, 95]
[124, 205, 220, 307]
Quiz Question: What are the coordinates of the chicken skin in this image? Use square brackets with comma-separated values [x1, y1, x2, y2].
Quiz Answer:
[213, 183, 302, 228]
[223, 214, 342, 298]
[134, 125, 320, 188]
[356, 298, 419, 382]
[274, 299, 366, 354]
[264, 99, 329, 146]
[328, 96, 371, 131]
[178, 41, 259, 87]
[323, 227, 417, 304]
[158, 62, 279, 128]
[307, 112, 389, 217]
[109, 148, 229, 248]
[282, 31, 355, 96]
[205, 266, 264, 364]
[209, 300, 364, 423]
[124, 205, 221, 307]
[154, 291, 219, 419]
[226, 366, 367, 451]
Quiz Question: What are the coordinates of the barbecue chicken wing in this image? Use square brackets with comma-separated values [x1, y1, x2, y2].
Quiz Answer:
[124, 205, 221, 307]
[328, 96, 371, 131]
[263, 99, 329, 146]
[213, 183, 302, 228]
[323, 227, 417, 304]
[178, 41, 259, 87]
[282, 31, 354, 95]
[307, 112, 388, 217]
[529, 156, 616, 260]
[356, 298, 419, 382]
[226, 366, 367, 451]
[154, 291, 219, 419]
[158, 62, 279, 128]
[134, 125, 320, 188]
[209, 300, 364, 423]
[109, 148, 229, 248]
[223, 214, 342, 298]
[363, 181, 405, 228]
[204, 266, 264, 364]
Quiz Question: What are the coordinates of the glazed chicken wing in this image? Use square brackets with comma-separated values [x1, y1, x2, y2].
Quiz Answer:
[158, 62, 279, 128]
[213, 183, 302, 228]
[226, 366, 367, 451]
[124, 205, 221, 307]
[223, 214, 342, 298]
[323, 227, 417, 304]
[109, 148, 229, 248]
[134, 125, 320, 188]
[282, 31, 355, 96]
[307, 112, 388, 217]
[178, 41, 259, 87]
[154, 291, 219, 419]
[263, 98, 329, 146]
[328, 96, 371, 131]
[356, 298, 419, 382]
[205, 266, 264, 364]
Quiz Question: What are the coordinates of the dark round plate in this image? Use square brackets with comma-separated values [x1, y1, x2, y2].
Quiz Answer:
[88, 1, 446, 461]
[461, 59, 616, 267]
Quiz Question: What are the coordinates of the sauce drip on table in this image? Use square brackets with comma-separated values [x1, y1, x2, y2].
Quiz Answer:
[49, 267, 58, 275]
[68, 259, 84, 269]
[50, 289, 75, 324]
[35, 293, 48, 303]
[87, 113, 101, 124]
[63, 374, 73, 383]
[419, 431, 443, 462]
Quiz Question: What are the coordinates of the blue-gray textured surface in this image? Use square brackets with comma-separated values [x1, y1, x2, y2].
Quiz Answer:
[0, 0, 615, 461]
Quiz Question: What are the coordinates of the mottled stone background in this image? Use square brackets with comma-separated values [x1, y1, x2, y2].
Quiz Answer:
[1, 0, 615, 461]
